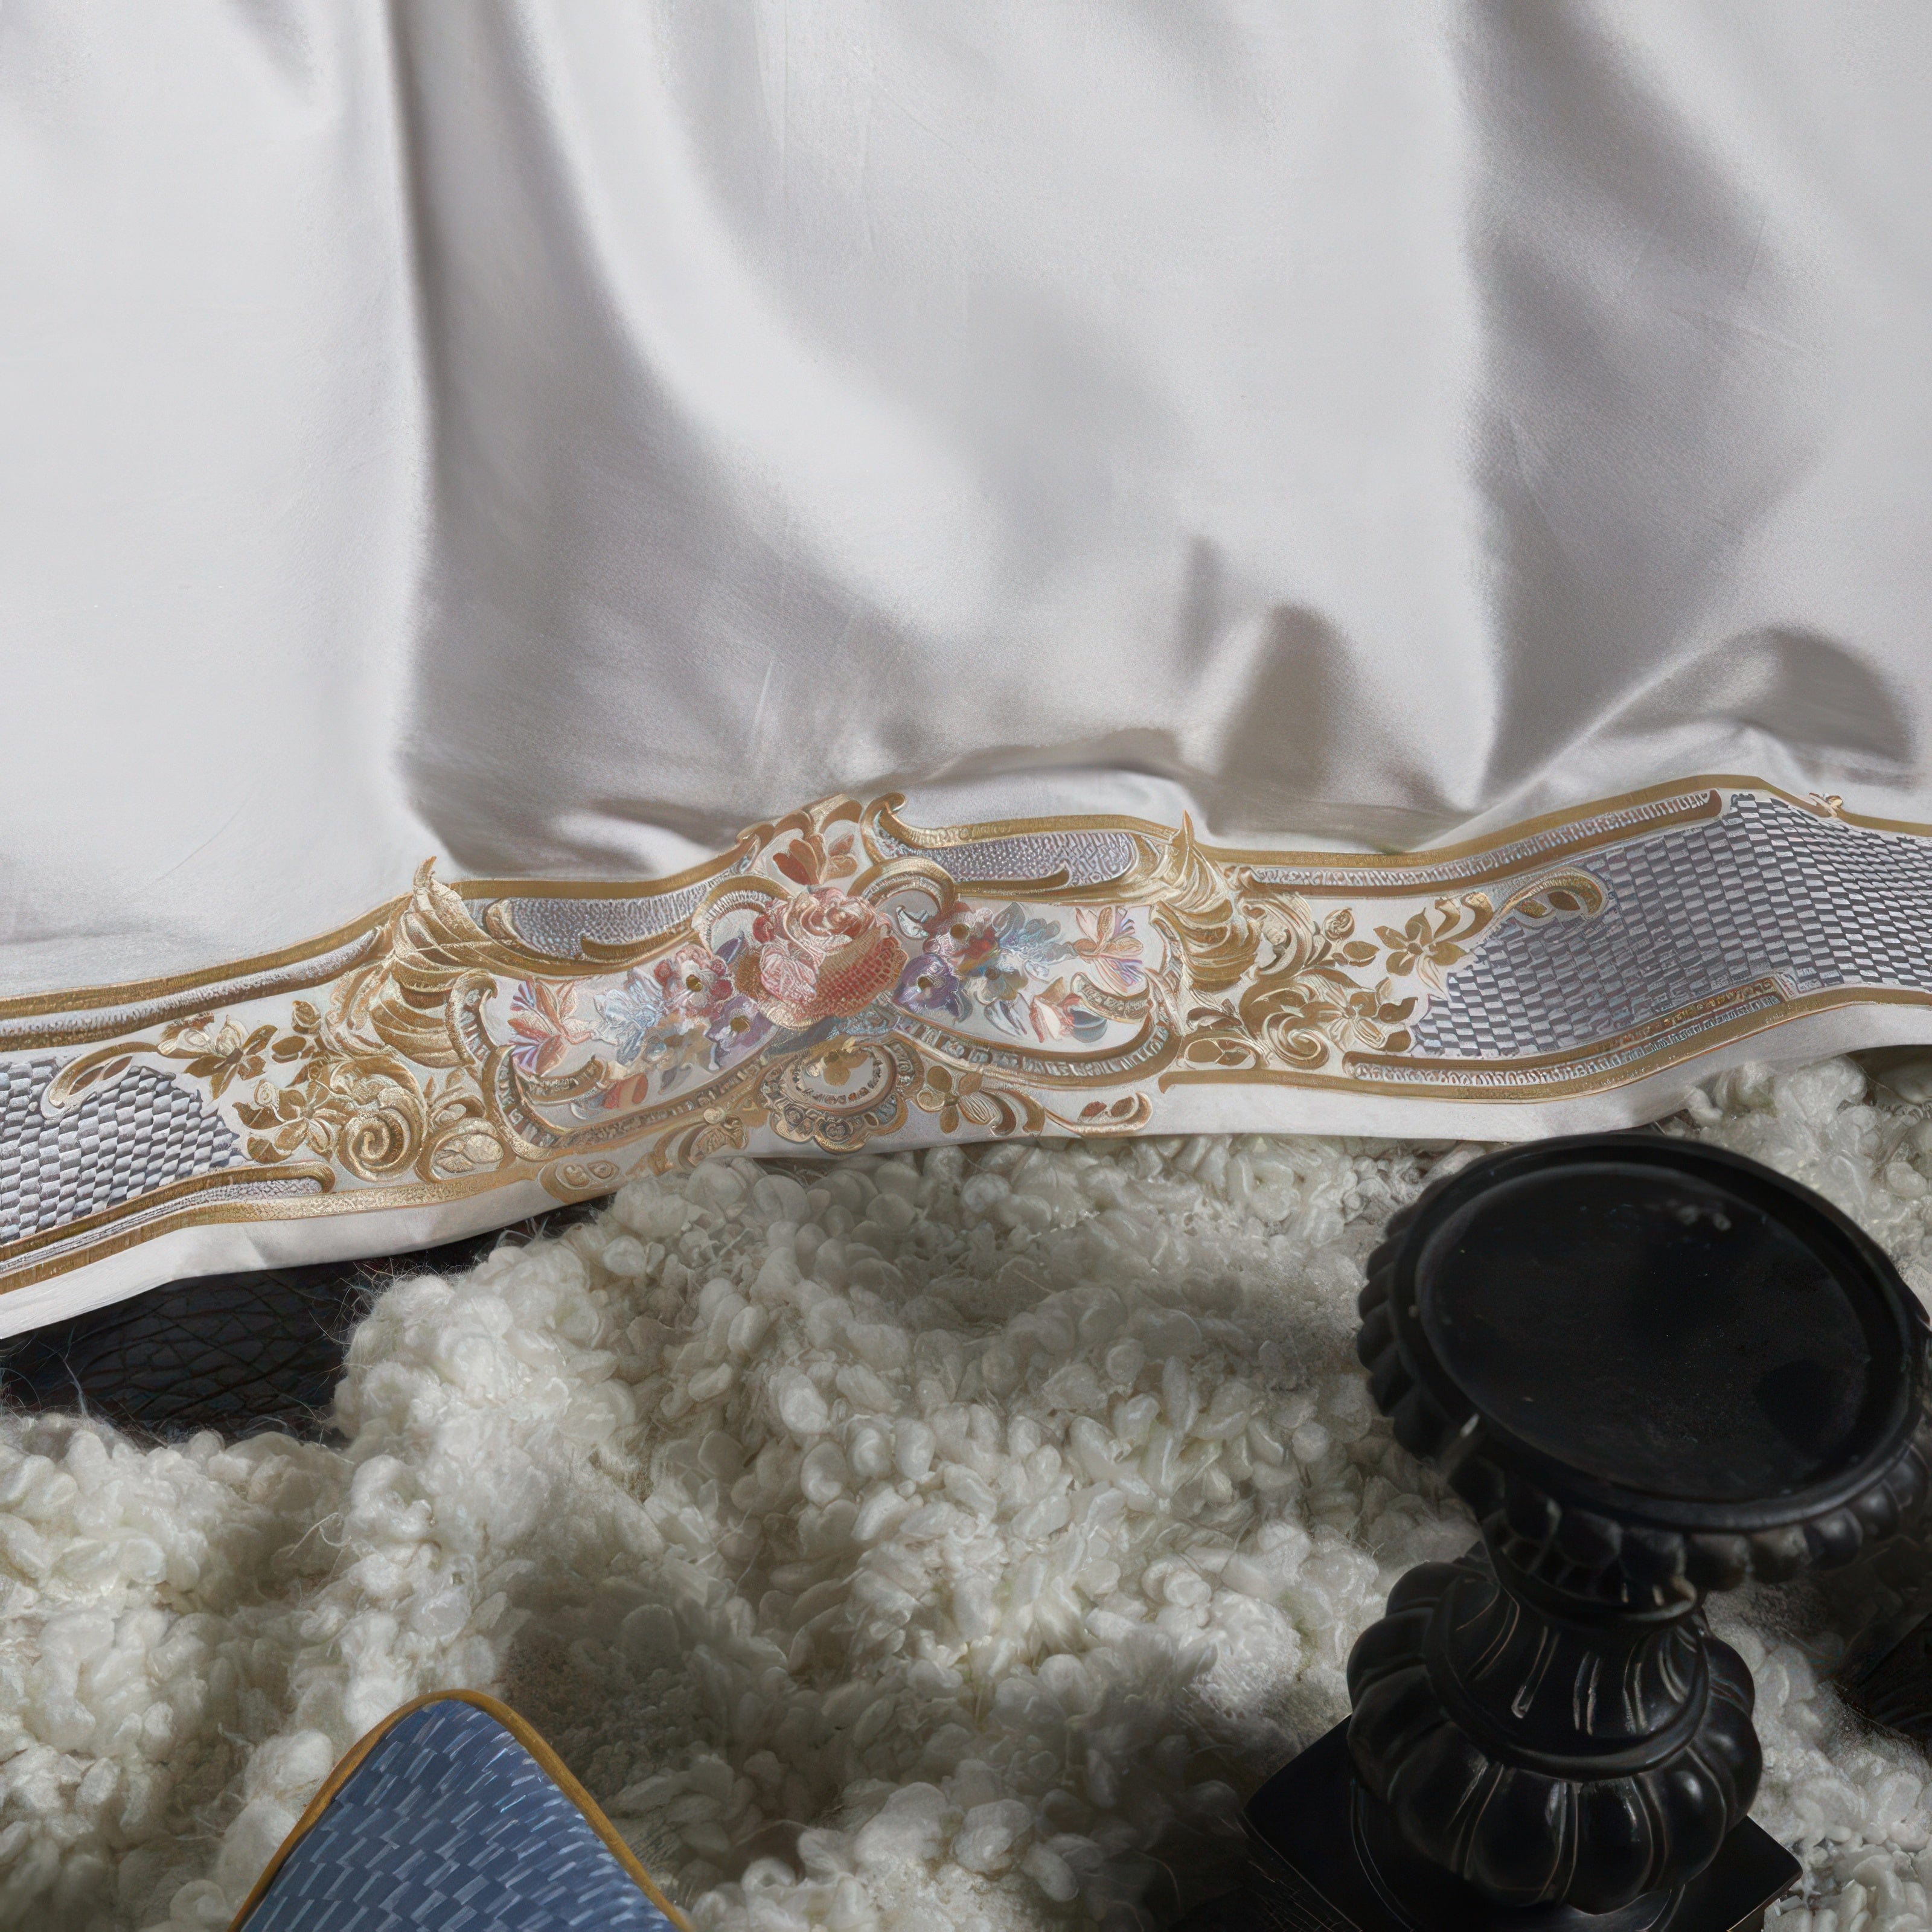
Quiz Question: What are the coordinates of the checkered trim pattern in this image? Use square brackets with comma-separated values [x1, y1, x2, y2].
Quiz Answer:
[0, 1055, 240, 1247]
[1414, 795, 1932, 1058]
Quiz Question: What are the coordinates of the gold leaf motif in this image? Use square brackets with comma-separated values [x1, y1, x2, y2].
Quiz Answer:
[356, 862, 499, 1069]
[649, 1111, 753, 1172]
[911, 1058, 1046, 1138]
[542, 1157, 625, 1200]
[1142, 819, 1269, 995]
[1063, 1093, 1153, 1134]
[44, 1038, 162, 1113]
[1140, 823, 1456, 1073]
[1496, 869, 1607, 924]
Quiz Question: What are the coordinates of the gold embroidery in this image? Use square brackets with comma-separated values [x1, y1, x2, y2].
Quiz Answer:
[42, 795, 1559, 1203]
[6, 778, 1924, 1295]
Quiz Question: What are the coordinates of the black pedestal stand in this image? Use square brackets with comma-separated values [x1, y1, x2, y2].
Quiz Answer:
[1197, 1136, 1931, 1932]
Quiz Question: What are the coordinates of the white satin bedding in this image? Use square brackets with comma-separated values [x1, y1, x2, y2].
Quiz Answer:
[5, 3, 1932, 1321]
[7, 1, 1932, 990]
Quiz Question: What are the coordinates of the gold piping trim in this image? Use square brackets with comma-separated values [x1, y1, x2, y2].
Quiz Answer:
[0, 903, 404, 1025]
[886, 789, 1725, 901]
[1237, 790, 1724, 893]
[224, 1689, 691, 1932]
[0, 1171, 514, 1292]
[454, 845, 744, 900]
[0, 932, 389, 1054]
[0, 1166, 331, 1268]
[873, 773, 1931, 866]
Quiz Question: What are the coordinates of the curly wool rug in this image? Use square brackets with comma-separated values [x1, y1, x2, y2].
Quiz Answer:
[4, 1058, 1932, 1932]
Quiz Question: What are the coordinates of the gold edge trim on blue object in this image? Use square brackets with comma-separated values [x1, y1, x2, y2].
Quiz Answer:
[224, 1689, 691, 1932]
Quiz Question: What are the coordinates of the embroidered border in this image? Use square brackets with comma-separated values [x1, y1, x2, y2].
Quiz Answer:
[5, 778, 1929, 1296]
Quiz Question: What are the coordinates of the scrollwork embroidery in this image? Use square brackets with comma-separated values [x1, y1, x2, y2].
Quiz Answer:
[31, 795, 1610, 1238]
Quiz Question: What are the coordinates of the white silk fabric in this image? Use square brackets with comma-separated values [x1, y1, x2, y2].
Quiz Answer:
[4, 2, 1931, 1003]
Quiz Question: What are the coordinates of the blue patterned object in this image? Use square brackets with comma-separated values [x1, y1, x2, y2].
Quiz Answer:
[240, 1698, 680, 1931]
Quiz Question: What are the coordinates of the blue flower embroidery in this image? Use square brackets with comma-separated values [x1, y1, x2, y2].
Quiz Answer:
[594, 969, 665, 1063]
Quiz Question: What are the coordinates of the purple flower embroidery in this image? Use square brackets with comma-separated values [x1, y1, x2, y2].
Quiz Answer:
[705, 994, 773, 1062]
[895, 952, 967, 1019]
[923, 903, 1072, 1017]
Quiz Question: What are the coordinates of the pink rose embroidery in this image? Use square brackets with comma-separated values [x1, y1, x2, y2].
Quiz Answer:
[737, 886, 907, 1029]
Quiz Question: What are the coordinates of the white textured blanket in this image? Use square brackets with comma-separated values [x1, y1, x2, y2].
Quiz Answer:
[3, 1058, 1931, 1931]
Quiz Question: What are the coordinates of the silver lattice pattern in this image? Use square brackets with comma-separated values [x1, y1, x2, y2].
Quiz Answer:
[1414, 795, 1932, 1059]
[0, 1057, 242, 1246]
[494, 852, 763, 960]
[1250, 791, 1702, 891]
[500, 882, 711, 959]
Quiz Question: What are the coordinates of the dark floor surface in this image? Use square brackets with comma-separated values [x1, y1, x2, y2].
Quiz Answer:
[0, 1206, 600, 1442]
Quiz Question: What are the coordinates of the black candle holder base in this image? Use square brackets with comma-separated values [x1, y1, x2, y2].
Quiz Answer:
[1168, 1137, 1922, 1932]
[1241, 1724, 1799, 1932]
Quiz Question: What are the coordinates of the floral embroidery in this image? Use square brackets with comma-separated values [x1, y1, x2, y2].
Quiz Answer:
[738, 886, 907, 1029]
[24, 785, 1637, 1297]
[912, 1063, 1045, 1137]
[507, 979, 591, 1076]
[913, 902, 1095, 1038]
[593, 969, 665, 1063]
[895, 952, 965, 1019]
[164, 1015, 277, 1098]
[772, 828, 859, 886]
[1070, 905, 1144, 997]
[705, 995, 772, 1059]
[653, 943, 737, 1019]
[1375, 901, 1483, 991]
[638, 1022, 712, 1092]
[1026, 977, 1107, 1045]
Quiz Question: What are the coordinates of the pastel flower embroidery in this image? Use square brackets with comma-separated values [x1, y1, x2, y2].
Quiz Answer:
[1070, 905, 1144, 996]
[640, 1023, 713, 1094]
[895, 952, 967, 1019]
[507, 978, 592, 1075]
[593, 968, 665, 1063]
[936, 903, 1072, 1028]
[925, 912, 993, 967]
[737, 885, 907, 1029]
[772, 829, 859, 887]
[705, 994, 773, 1061]
[654, 943, 735, 1017]
[1027, 976, 1107, 1045]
